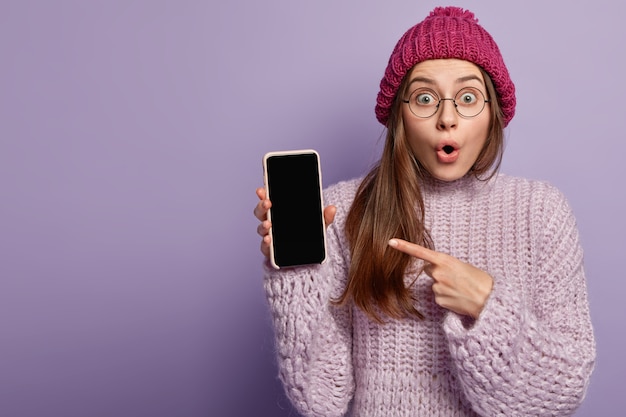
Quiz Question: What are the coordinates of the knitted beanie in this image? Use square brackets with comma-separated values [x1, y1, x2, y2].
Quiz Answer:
[375, 7, 516, 127]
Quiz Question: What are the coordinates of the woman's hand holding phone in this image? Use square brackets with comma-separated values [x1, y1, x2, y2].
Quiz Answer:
[254, 187, 336, 260]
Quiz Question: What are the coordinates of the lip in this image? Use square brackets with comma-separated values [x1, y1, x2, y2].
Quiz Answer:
[436, 140, 460, 164]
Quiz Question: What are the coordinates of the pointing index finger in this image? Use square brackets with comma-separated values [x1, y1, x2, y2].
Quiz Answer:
[388, 238, 440, 264]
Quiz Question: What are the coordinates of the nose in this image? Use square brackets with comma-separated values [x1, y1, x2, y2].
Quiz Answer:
[436, 98, 458, 130]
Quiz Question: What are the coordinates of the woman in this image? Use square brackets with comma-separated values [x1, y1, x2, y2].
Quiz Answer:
[254, 7, 595, 417]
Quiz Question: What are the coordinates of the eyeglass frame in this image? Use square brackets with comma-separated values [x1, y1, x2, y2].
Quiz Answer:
[401, 86, 491, 119]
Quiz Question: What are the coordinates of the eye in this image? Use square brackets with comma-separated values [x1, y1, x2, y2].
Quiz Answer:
[456, 87, 485, 106]
[414, 92, 437, 106]
[458, 91, 477, 105]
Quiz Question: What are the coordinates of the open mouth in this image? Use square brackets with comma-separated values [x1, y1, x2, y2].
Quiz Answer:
[442, 145, 455, 154]
[436, 142, 460, 163]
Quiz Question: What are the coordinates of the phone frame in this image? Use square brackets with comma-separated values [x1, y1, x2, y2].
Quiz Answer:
[262, 149, 327, 269]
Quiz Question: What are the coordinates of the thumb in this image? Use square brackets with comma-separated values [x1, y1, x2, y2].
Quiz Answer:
[324, 205, 336, 227]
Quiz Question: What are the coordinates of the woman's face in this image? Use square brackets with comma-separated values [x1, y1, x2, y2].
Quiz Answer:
[401, 59, 491, 182]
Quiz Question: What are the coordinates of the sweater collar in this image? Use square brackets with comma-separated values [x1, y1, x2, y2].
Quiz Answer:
[419, 173, 492, 198]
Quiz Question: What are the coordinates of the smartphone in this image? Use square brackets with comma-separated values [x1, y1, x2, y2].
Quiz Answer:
[263, 149, 327, 269]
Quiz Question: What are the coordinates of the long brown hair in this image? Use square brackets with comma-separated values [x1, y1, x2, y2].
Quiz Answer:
[336, 66, 505, 323]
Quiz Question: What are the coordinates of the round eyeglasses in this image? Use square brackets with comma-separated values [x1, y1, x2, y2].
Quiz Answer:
[402, 87, 490, 119]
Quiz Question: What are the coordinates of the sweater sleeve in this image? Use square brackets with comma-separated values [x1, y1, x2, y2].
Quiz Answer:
[263, 186, 355, 417]
[442, 185, 596, 416]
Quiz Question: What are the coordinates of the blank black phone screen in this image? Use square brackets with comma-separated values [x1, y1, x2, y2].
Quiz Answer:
[265, 152, 326, 268]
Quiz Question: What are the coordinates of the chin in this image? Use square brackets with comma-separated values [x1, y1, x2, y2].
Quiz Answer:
[427, 167, 470, 182]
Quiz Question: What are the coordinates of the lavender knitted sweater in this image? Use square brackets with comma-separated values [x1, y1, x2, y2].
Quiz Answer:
[263, 174, 595, 417]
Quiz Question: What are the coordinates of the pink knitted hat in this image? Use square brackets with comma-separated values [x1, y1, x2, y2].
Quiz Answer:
[375, 6, 516, 127]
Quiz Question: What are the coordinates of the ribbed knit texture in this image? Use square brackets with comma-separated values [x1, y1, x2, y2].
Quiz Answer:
[263, 174, 595, 417]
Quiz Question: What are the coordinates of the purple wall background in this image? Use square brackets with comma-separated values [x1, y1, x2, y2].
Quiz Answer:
[1, 1, 624, 416]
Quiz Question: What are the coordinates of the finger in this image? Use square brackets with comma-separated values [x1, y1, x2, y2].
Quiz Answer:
[388, 238, 441, 264]
[256, 220, 271, 238]
[324, 205, 336, 228]
[253, 196, 272, 221]
[255, 187, 272, 259]
[260, 233, 271, 258]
